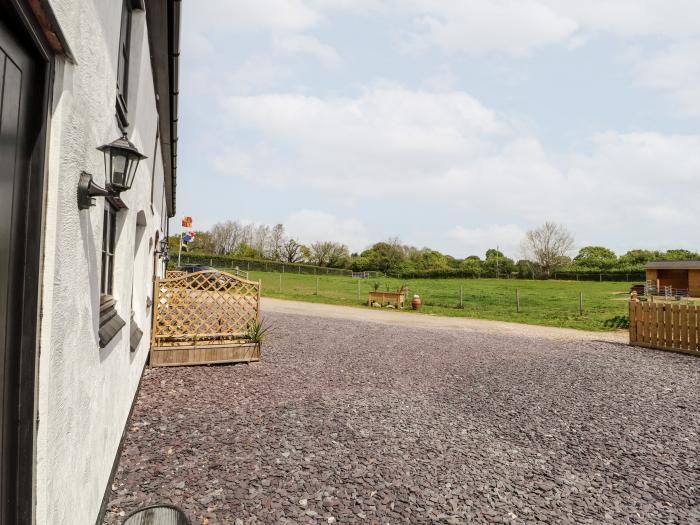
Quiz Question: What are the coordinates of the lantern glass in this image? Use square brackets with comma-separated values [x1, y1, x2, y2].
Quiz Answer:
[97, 134, 147, 194]
[112, 151, 129, 190]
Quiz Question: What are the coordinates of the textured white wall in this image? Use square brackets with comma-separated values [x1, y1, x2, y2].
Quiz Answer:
[36, 1, 169, 523]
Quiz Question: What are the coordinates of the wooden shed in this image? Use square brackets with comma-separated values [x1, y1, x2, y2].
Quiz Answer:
[645, 261, 700, 297]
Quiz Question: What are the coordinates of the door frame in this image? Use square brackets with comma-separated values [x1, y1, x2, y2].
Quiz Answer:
[0, 1, 53, 523]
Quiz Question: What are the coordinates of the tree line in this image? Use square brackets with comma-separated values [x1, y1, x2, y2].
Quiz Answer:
[171, 220, 698, 278]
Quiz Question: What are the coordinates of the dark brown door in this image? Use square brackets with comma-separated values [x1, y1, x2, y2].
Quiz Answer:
[0, 5, 47, 523]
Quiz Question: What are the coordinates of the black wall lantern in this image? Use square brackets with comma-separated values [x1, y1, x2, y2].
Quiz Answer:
[78, 133, 147, 210]
[155, 238, 169, 260]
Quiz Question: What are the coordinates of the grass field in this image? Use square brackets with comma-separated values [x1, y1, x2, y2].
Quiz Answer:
[226, 268, 639, 331]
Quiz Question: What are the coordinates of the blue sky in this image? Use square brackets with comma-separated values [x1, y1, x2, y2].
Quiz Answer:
[177, 1, 700, 258]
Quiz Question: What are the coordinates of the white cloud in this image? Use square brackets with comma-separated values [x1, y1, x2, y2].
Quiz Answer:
[214, 85, 700, 252]
[447, 224, 527, 259]
[629, 40, 700, 117]
[547, 1, 700, 39]
[406, 0, 577, 56]
[185, 0, 321, 33]
[285, 210, 369, 251]
[273, 34, 341, 66]
[400, 0, 700, 56]
[225, 58, 292, 96]
[215, 85, 508, 196]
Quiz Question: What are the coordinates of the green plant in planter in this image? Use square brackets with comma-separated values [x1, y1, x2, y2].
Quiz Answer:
[245, 318, 271, 344]
[373, 282, 381, 291]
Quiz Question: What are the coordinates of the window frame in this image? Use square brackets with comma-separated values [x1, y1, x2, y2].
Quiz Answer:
[101, 202, 118, 297]
[115, 0, 133, 128]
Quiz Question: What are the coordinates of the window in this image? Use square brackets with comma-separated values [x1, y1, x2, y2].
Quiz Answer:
[101, 203, 117, 296]
[116, 0, 133, 127]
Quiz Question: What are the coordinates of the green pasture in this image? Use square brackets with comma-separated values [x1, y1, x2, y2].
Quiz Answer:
[229, 269, 637, 331]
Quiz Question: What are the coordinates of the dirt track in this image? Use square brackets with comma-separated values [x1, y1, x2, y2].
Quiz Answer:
[261, 298, 628, 343]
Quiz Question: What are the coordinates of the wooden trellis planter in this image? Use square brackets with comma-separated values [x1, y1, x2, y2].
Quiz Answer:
[150, 270, 261, 366]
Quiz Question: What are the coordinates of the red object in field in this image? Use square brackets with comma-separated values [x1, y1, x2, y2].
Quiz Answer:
[411, 295, 422, 310]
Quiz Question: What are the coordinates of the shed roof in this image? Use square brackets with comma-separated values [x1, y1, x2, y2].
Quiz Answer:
[645, 261, 700, 270]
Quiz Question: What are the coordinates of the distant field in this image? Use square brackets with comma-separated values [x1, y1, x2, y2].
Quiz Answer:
[227, 269, 639, 331]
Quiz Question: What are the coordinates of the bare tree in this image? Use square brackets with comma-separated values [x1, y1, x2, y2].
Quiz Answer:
[521, 222, 575, 277]
[268, 223, 286, 260]
[252, 224, 270, 256]
[282, 238, 304, 263]
[210, 220, 243, 254]
[327, 243, 349, 267]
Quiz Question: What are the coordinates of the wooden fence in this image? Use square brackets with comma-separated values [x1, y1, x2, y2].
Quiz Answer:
[150, 270, 261, 366]
[629, 300, 699, 355]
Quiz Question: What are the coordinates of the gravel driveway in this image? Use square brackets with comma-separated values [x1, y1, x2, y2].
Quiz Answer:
[104, 311, 699, 524]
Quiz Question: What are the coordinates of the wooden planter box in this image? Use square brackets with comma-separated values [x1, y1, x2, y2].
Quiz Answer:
[368, 291, 406, 308]
[150, 270, 263, 367]
[150, 342, 261, 367]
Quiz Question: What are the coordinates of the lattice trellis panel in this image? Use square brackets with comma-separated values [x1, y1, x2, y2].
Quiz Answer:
[152, 270, 261, 347]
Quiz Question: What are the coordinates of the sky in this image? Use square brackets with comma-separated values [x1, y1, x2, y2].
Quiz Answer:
[176, 0, 700, 259]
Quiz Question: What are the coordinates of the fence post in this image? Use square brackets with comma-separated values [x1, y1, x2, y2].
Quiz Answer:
[579, 292, 584, 315]
[516, 288, 520, 313]
[298, 265, 301, 274]
[210, 258, 213, 266]
[460, 286, 463, 308]
[279, 274, 282, 293]
[600, 273, 602, 282]
[316, 277, 319, 295]
[357, 280, 361, 301]
[282, 264, 285, 273]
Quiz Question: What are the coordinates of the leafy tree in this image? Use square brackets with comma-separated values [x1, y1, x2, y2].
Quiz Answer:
[415, 249, 450, 270]
[664, 249, 699, 260]
[309, 241, 349, 267]
[573, 246, 617, 269]
[483, 249, 515, 276]
[618, 249, 660, 266]
[362, 240, 407, 273]
[516, 259, 537, 279]
[281, 238, 304, 263]
[461, 256, 483, 276]
[233, 242, 263, 259]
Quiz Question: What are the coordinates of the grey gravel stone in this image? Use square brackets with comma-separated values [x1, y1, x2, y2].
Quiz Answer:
[103, 312, 700, 524]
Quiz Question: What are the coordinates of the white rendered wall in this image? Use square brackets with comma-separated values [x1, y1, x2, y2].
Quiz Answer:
[35, 1, 169, 523]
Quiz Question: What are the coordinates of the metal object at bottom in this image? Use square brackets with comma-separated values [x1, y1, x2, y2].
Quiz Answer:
[122, 504, 191, 525]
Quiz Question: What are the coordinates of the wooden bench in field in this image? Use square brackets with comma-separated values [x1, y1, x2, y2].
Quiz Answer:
[368, 285, 407, 309]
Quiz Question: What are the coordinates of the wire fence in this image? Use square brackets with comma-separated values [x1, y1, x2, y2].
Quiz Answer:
[177, 254, 646, 285]
[234, 270, 633, 330]
[178, 254, 384, 278]
[552, 272, 646, 282]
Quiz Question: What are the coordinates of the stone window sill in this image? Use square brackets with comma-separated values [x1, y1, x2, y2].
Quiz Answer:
[99, 295, 126, 348]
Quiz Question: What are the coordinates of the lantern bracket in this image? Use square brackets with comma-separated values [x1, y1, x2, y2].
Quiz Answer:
[78, 172, 110, 210]
[78, 172, 128, 211]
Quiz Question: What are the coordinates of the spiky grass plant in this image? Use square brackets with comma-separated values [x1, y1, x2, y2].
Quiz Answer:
[245, 318, 271, 344]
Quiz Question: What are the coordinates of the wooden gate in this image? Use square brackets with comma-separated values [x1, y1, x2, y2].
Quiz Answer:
[629, 301, 700, 356]
[150, 270, 261, 366]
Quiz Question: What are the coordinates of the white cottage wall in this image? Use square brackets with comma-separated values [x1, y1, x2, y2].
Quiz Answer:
[35, 1, 169, 523]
